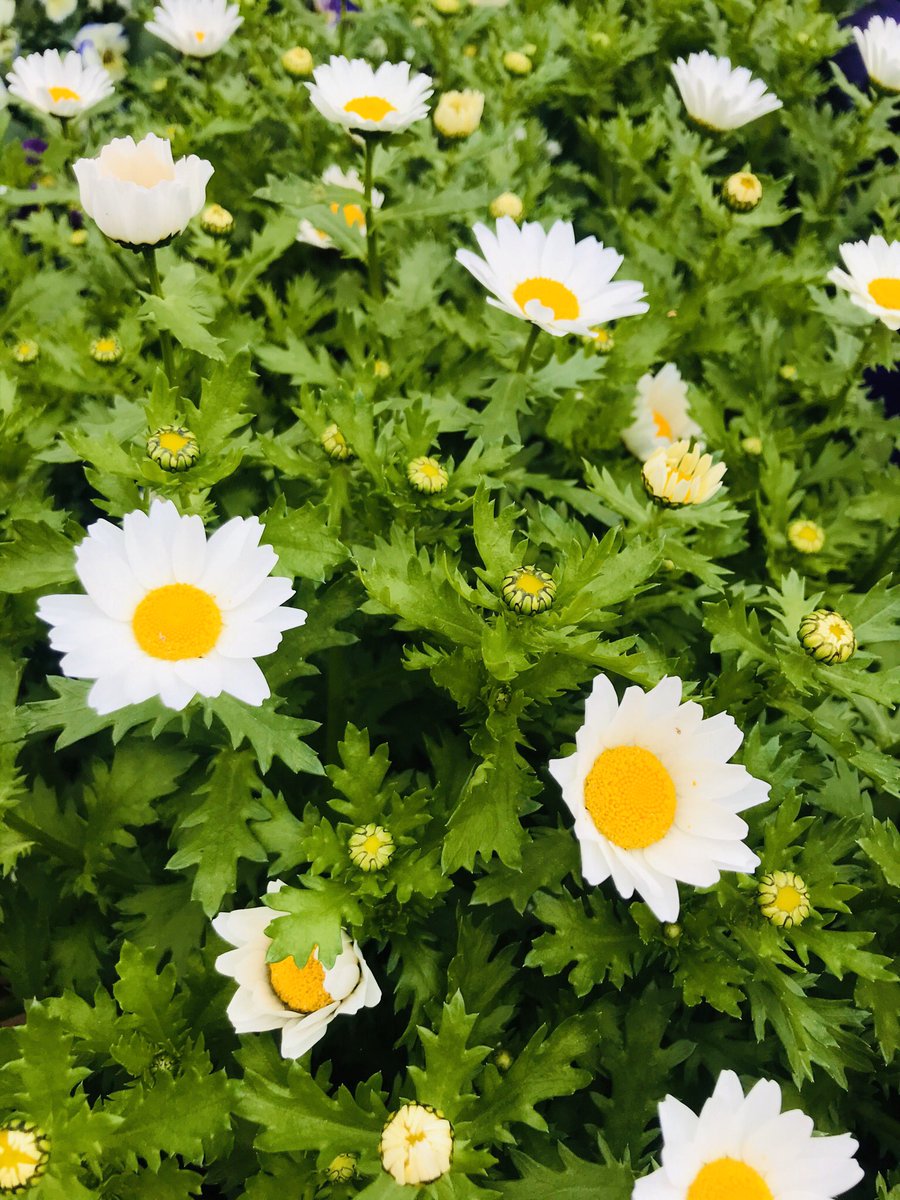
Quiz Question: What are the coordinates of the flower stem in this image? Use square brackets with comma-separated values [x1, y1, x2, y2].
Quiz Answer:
[516, 323, 541, 374]
[363, 136, 383, 301]
[142, 246, 177, 384]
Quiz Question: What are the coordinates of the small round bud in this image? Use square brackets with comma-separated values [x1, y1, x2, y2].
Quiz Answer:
[798, 609, 856, 665]
[494, 1049, 513, 1072]
[147, 425, 200, 473]
[787, 519, 825, 555]
[327, 1154, 357, 1182]
[585, 327, 614, 354]
[490, 191, 524, 221]
[151, 76, 168, 92]
[407, 455, 450, 494]
[463, 43, 477, 58]
[432, 0, 460, 11]
[666, 308, 678, 318]
[434, 89, 485, 138]
[320, 423, 352, 461]
[722, 171, 762, 212]
[741, 435, 763, 456]
[757, 871, 811, 928]
[663, 922, 682, 942]
[13, 338, 39, 364]
[348, 824, 395, 872]
[200, 203, 233, 236]
[90, 334, 122, 364]
[503, 50, 533, 75]
[38, 172, 55, 189]
[151, 1050, 176, 1074]
[373, 359, 391, 379]
[0, 1121, 50, 1192]
[592, 31, 612, 48]
[70, 228, 88, 246]
[501, 566, 556, 615]
[281, 45, 314, 76]
[779, 363, 797, 381]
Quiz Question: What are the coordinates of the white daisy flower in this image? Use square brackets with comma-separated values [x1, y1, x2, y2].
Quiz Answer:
[634, 1069, 863, 1200]
[37, 498, 306, 715]
[73, 22, 129, 81]
[146, 0, 242, 58]
[306, 55, 433, 134]
[621, 364, 701, 461]
[296, 163, 384, 249]
[548, 675, 768, 922]
[73, 132, 213, 246]
[6, 49, 114, 118]
[671, 51, 782, 132]
[456, 217, 648, 338]
[854, 16, 900, 92]
[213, 881, 382, 1059]
[827, 234, 900, 331]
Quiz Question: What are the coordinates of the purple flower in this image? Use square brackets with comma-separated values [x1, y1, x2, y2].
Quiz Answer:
[22, 138, 48, 165]
[313, 0, 359, 24]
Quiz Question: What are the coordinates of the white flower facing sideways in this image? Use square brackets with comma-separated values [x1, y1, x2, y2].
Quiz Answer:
[828, 234, 900, 331]
[671, 51, 782, 131]
[633, 1069, 863, 1200]
[74, 22, 130, 81]
[456, 217, 648, 338]
[213, 881, 381, 1059]
[622, 363, 701, 461]
[307, 55, 433, 133]
[297, 164, 384, 249]
[73, 132, 213, 246]
[37, 499, 306, 715]
[146, 0, 242, 58]
[854, 16, 900, 92]
[549, 675, 768, 922]
[6, 48, 113, 118]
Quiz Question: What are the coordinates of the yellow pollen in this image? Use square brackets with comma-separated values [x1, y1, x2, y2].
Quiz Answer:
[344, 95, 396, 121]
[49, 85, 80, 102]
[513, 276, 580, 321]
[157, 430, 189, 453]
[653, 410, 673, 439]
[363, 835, 382, 854]
[514, 572, 545, 596]
[687, 1158, 773, 1200]
[407, 1131, 426, 1146]
[868, 277, 900, 309]
[131, 583, 222, 661]
[0, 1132, 40, 1173]
[774, 885, 803, 912]
[194, 29, 206, 40]
[584, 745, 677, 849]
[268, 950, 334, 1013]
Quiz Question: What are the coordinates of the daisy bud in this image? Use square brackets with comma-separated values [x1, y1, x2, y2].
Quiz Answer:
[200, 203, 233, 236]
[281, 45, 314, 76]
[13, 338, 39, 364]
[787, 518, 825, 555]
[432, 0, 460, 11]
[494, 1048, 513, 1071]
[797, 609, 856, 665]
[757, 870, 811, 928]
[489, 191, 524, 221]
[90, 334, 123, 363]
[663, 922, 682, 941]
[348, 824, 395, 872]
[433, 89, 484, 138]
[407, 455, 449, 495]
[501, 565, 556, 615]
[320, 423, 352, 461]
[70, 229, 88, 246]
[503, 49, 533, 75]
[642, 439, 726, 507]
[146, 425, 200, 472]
[586, 326, 614, 354]
[741, 435, 763, 456]
[327, 1154, 357, 1183]
[0, 1121, 50, 1192]
[463, 43, 477, 58]
[779, 363, 797, 380]
[150, 1050, 176, 1074]
[373, 359, 391, 379]
[380, 1104, 454, 1187]
[722, 170, 762, 212]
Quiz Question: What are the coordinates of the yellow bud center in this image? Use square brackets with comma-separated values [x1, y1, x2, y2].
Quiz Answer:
[49, 85, 81, 102]
[514, 572, 545, 596]
[868, 277, 900, 309]
[687, 1158, 773, 1200]
[513, 276, 580, 321]
[0, 1131, 40, 1173]
[363, 835, 383, 854]
[131, 583, 222, 660]
[774, 885, 803, 912]
[344, 95, 396, 122]
[157, 430, 189, 453]
[194, 29, 206, 41]
[584, 746, 677, 849]
[268, 950, 334, 1013]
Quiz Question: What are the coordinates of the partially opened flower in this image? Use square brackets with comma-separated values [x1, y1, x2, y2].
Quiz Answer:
[854, 15, 900, 93]
[296, 164, 383, 250]
[456, 217, 648, 338]
[73, 22, 129, 81]
[307, 55, 433, 133]
[549, 675, 768, 921]
[642, 440, 726, 507]
[7, 49, 114, 117]
[37, 498, 306, 714]
[73, 132, 213, 247]
[621, 364, 701, 461]
[633, 1069, 863, 1200]
[380, 1104, 453, 1186]
[213, 881, 381, 1058]
[146, 0, 242, 57]
[827, 235, 900, 331]
[671, 51, 782, 131]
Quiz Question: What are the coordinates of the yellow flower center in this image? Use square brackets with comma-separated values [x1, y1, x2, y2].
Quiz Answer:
[773, 884, 803, 912]
[363, 834, 383, 854]
[407, 1131, 426, 1146]
[652, 410, 672, 439]
[94, 337, 117, 354]
[584, 746, 677, 849]
[268, 950, 334, 1013]
[868, 277, 900, 309]
[194, 29, 206, 41]
[513, 571, 546, 596]
[344, 95, 396, 121]
[829, 621, 847, 639]
[131, 583, 222, 660]
[157, 430, 189, 453]
[513, 276, 580, 321]
[687, 1158, 773, 1200]
[330, 200, 366, 229]
[48, 85, 81, 102]
[0, 1130, 40, 1178]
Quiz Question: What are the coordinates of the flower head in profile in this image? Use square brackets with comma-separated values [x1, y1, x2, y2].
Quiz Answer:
[671, 51, 782, 131]
[307, 55, 433, 133]
[828, 235, 900, 330]
[296, 164, 383, 250]
[380, 1104, 453, 1186]
[213, 881, 381, 1058]
[622, 364, 700, 461]
[433, 88, 484, 137]
[73, 23, 129, 81]
[146, 0, 242, 58]
[633, 1069, 862, 1200]
[854, 15, 900, 93]
[456, 217, 648, 338]
[549, 675, 768, 921]
[37, 498, 306, 714]
[642, 440, 725, 507]
[73, 132, 213, 247]
[7, 49, 114, 117]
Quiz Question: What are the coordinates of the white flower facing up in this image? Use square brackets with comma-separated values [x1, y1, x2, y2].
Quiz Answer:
[6, 48, 114, 117]
[671, 51, 782, 131]
[213, 882, 382, 1059]
[306, 55, 433, 133]
[37, 499, 306, 715]
[74, 22, 130, 81]
[456, 217, 648, 338]
[827, 234, 900, 331]
[146, 0, 242, 58]
[633, 1069, 864, 1200]
[549, 675, 768, 921]
[297, 164, 384, 249]
[622, 364, 701, 461]
[73, 132, 213, 246]
[381, 1104, 454, 1186]
[854, 16, 900, 92]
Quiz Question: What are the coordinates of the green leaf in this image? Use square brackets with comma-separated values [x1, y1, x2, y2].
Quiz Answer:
[264, 876, 364, 968]
[409, 993, 490, 1122]
[140, 262, 225, 360]
[497, 1146, 633, 1200]
[263, 495, 348, 581]
[525, 891, 641, 995]
[0, 520, 76, 592]
[208, 694, 323, 776]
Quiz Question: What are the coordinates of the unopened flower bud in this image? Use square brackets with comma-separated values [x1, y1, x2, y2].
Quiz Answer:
[320, 423, 352, 461]
[147, 425, 200, 472]
[503, 50, 533, 75]
[200, 203, 233, 236]
[501, 565, 556, 614]
[722, 171, 762, 212]
[282, 45, 314, 76]
[798, 609, 856, 665]
[407, 455, 449, 494]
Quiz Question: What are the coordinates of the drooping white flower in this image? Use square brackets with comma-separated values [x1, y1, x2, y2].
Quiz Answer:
[73, 22, 129, 81]
[213, 881, 381, 1059]
[549, 675, 768, 921]
[380, 1104, 454, 1186]
[6, 48, 114, 117]
[671, 51, 782, 131]
[73, 132, 213, 246]
[633, 1069, 863, 1200]
[621, 364, 701, 461]
[307, 55, 433, 133]
[146, 0, 242, 58]
[854, 15, 900, 92]
[37, 498, 306, 715]
[456, 217, 648, 338]
[296, 164, 383, 250]
[827, 234, 900, 331]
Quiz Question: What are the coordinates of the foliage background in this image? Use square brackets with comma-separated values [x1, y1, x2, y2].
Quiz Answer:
[0, 0, 898, 1195]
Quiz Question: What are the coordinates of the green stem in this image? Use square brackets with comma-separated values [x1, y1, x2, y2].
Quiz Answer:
[59, 116, 73, 141]
[363, 137, 383, 301]
[516, 323, 541, 374]
[142, 246, 177, 384]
